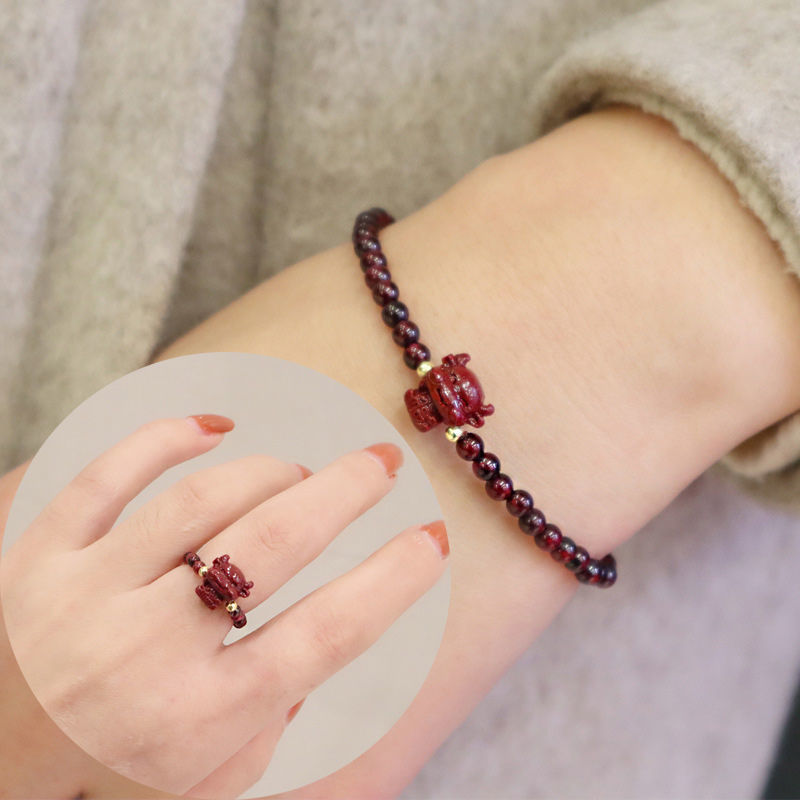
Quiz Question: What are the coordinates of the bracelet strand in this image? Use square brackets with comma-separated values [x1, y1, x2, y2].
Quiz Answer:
[351, 207, 617, 588]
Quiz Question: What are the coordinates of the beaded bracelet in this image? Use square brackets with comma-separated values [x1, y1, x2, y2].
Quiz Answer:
[351, 207, 617, 588]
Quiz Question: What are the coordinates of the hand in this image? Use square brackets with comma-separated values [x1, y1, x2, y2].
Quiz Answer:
[0, 416, 448, 798]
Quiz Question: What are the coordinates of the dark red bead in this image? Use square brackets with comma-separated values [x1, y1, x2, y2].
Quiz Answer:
[229, 606, 247, 629]
[551, 536, 577, 563]
[505, 489, 533, 517]
[364, 265, 391, 289]
[403, 342, 431, 369]
[356, 211, 378, 226]
[455, 432, 484, 461]
[485, 472, 513, 501]
[360, 251, 388, 272]
[392, 320, 419, 346]
[575, 558, 603, 584]
[598, 554, 617, 587]
[534, 523, 562, 552]
[354, 233, 381, 257]
[368, 207, 394, 228]
[564, 546, 589, 572]
[518, 507, 546, 536]
[381, 300, 409, 327]
[372, 280, 400, 306]
[472, 452, 500, 480]
[352, 223, 377, 241]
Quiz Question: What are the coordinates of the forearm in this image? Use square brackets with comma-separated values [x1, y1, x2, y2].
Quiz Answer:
[154, 104, 800, 797]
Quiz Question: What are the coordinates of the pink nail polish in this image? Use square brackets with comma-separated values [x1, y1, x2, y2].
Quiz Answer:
[187, 414, 235, 434]
[421, 520, 449, 559]
[364, 442, 404, 478]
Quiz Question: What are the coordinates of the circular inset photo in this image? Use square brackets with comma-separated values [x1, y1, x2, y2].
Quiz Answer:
[0, 352, 450, 798]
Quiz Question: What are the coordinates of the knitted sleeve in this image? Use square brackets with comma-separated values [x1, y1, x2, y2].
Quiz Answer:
[527, 0, 800, 511]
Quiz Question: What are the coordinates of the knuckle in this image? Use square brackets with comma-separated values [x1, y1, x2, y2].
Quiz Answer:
[253, 515, 299, 562]
[169, 474, 214, 522]
[305, 601, 356, 670]
[70, 468, 121, 506]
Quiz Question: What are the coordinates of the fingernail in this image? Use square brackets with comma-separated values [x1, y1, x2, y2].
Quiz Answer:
[421, 520, 449, 559]
[363, 442, 404, 478]
[187, 414, 235, 435]
[286, 697, 306, 723]
[296, 463, 313, 480]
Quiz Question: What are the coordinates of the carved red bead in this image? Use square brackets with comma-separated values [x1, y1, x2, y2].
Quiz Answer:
[184, 552, 254, 629]
[404, 352, 495, 433]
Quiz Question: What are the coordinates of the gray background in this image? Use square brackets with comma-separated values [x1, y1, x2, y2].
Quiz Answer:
[2, 352, 450, 797]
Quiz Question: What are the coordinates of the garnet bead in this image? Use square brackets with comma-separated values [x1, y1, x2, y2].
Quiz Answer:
[403, 342, 431, 369]
[472, 452, 500, 480]
[392, 320, 419, 346]
[518, 507, 546, 536]
[356, 211, 378, 226]
[364, 265, 391, 289]
[368, 207, 394, 228]
[381, 300, 409, 327]
[455, 432, 484, 461]
[352, 223, 377, 241]
[372, 280, 400, 306]
[505, 489, 533, 518]
[575, 558, 603, 584]
[534, 523, 562, 552]
[551, 536, 577, 563]
[354, 233, 381, 257]
[485, 472, 513, 501]
[598, 554, 617, 587]
[360, 251, 388, 272]
[564, 546, 589, 572]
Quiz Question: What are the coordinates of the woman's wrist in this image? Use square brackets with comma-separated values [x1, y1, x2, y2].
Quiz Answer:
[153, 104, 800, 795]
[158, 104, 800, 556]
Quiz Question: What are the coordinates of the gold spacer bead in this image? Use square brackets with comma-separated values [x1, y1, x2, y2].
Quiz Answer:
[445, 426, 463, 443]
[226, 602, 239, 613]
[416, 360, 433, 377]
[198, 565, 208, 578]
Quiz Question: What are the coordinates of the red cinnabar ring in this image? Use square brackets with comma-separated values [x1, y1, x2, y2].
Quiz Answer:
[184, 552, 254, 628]
[352, 207, 617, 588]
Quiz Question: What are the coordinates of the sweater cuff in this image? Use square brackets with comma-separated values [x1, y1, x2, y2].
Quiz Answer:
[528, 0, 800, 509]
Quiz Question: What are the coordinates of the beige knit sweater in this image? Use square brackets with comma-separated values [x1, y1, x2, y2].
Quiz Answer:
[2, 1, 800, 797]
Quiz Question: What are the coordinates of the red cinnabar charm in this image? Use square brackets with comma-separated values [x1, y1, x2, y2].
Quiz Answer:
[184, 552, 254, 628]
[404, 353, 495, 432]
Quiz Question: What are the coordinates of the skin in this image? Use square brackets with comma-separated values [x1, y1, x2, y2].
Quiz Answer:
[2, 104, 800, 798]
[0, 420, 448, 798]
